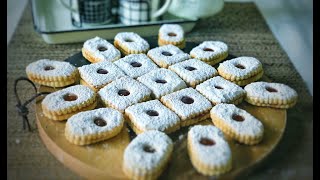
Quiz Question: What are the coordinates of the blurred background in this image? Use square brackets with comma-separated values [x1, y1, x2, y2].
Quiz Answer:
[7, 0, 313, 95]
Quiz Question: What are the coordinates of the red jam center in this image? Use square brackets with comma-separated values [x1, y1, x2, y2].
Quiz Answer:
[155, 79, 167, 84]
[214, 85, 224, 89]
[232, 114, 245, 122]
[97, 69, 109, 74]
[44, 66, 55, 71]
[143, 145, 155, 153]
[235, 64, 245, 69]
[161, 51, 173, 56]
[94, 118, 107, 127]
[146, 110, 159, 116]
[63, 93, 78, 101]
[98, 46, 108, 51]
[203, 48, 214, 52]
[266, 87, 278, 93]
[168, 32, 177, 37]
[130, 62, 142, 67]
[185, 66, 197, 71]
[200, 138, 215, 146]
[118, 89, 130, 96]
[181, 96, 194, 104]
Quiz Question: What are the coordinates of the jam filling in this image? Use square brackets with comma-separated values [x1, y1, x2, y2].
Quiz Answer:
[118, 89, 130, 96]
[181, 96, 194, 104]
[130, 62, 142, 67]
[97, 69, 109, 74]
[266, 87, 278, 93]
[214, 85, 224, 89]
[63, 93, 78, 101]
[200, 138, 215, 146]
[235, 64, 246, 69]
[44, 66, 55, 71]
[143, 145, 155, 153]
[124, 38, 134, 42]
[98, 46, 108, 51]
[155, 79, 167, 84]
[168, 32, 177, 37]
[232, 114, 245, 122]
[185, 66, 197, 71]
[203, 48, 214, 52]
[94, 118, 107, 127]
[146, 110, 159, 116]
[161, 51, 173, 56]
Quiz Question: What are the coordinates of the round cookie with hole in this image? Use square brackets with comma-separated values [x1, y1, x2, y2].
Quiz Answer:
[160, 88, 212, 127]
[158, 24, 186, 49]
[82, 36, 121, 63]
[188, 125, 232, 176]
[114, 32, 150, 55]
[190, 41, 228, 65]
[78, 61, 126, 92]
[210, 103, 264, 145]
[125, 100, 181, 134]
[217, 56, 264, 86]
[41, 85, 97, 121]
[26, 59, 79, 87]
[137, 68, 187, 99]
[65, 108, 124, 145]
[123, 130, 173, 180]
[147, 44, 190, 68]
[244, 82, 298, 109]
[114, 54, 159, 78]
[169, 58, 218, 88]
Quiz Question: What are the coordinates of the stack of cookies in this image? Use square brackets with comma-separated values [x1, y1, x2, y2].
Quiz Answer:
[26, 23, 298, 179]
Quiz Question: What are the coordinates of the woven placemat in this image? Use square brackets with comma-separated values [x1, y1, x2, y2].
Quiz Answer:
[7, 2, 313, 179]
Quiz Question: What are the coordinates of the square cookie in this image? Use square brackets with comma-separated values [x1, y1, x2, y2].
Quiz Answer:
[78, 61, 126, 91]
[196, 76, 246, 105]
[160, 88, 212, 127]
[98, 77, 152, 112]
[114, 54, 159, 78]
[137, 68, 187, 99]
[147, 44, 190, 68]
[125, 100, 180, 134]
[169, 58, 218, 88]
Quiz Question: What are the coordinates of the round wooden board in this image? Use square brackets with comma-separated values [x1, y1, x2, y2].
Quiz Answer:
[35, 86, 286, 180]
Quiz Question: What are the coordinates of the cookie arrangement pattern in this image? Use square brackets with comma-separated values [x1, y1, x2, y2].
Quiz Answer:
[30, 30, 298, 178]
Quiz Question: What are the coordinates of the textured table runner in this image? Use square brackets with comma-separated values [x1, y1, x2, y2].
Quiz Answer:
[7, 2, 313, 179]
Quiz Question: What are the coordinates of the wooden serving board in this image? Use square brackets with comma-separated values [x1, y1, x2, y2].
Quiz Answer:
[35, 86, 286, 180]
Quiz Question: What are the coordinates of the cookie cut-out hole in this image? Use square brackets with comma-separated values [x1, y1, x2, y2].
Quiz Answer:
[155, 79, 167, 84]
[118, 89, 130, 96]
[143, 145, 155, 153]
[232, 114, 245, 122]
[185, 66, 197, 71]
[203, 48, 214, 52]
[93, 118, 107, 127]
[124, 38, 134, 42]
[214, 85, 224, 89]
[97, 68, 109, 74]
[181, 96, 194, 104]
[200, 138, 215, 146]
[97, 46, 108, 51]
[130, 62, 142, 67]
[63, 93, 78, 101]
[235, 64, 246, 69]
[266, 86, 278, 93]
[44, 66, 55, 71]
[161, 51, 173, 56]
[146, 110, 159, 116]
[168, 32, 177, 37]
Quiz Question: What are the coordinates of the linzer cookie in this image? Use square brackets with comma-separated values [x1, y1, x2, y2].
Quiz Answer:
[123, 130, 173, 180]
[244, 82, 298, 109]
[114, 32, 150, 55]
[137, 68, 187, 99]
[190, 41, 228, 65]
[147, 44, 190, 68]
[65, 108, 124, 145]
[98, 77, 152, 113]
[114, 54, 158, 78]
[217, 56, 263, 86]
[196, 76, 246, 105]
[210, 103, 264, 145]
[158, 24, 186, 49]
[168, 58, 218, 88]
[160, 88, 212, 127]
[125, 100, 180, 134]
[82, 36, 121, 63]
[26, 59, 79, 87]
[41, 85, 97, 121]
[188, 125, 232, 176]
[78, 61, 126, 92]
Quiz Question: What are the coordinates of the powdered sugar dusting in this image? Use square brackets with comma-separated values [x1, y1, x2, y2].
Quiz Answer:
[161, 88, 212, 120]
[123, 130, 173, 170]
[98, 77, 152, 112]
[125, 100, 180, 132]
[244, 82, 298, 101]
[190, 41, 228, 59]
[66, 108, 124, 136]
[78, 61, 126, 88]
[188, 125, 232, 166]
[218, 57, 262, 78]
[169, 58, 218, 84]
[83, 37, 121, 62]
[159, 24, 184, 42]
[26, 59, 77, 78]
[137, 68, 187, 99]
[147, 44, 190, 66]
[211, 104, 264, 136]
[114, 54, 158, 78]
[196, 76, 245, 103]
[114, 32, 149, 51]
[42, 85, 96, 112]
